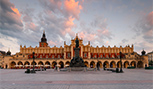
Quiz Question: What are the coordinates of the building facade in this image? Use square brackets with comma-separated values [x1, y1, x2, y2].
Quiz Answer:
[147, 51, 153, 61]
[0, 31, 148, 69]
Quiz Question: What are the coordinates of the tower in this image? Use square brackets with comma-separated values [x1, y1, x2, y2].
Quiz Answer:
[39, 30, 48, 47]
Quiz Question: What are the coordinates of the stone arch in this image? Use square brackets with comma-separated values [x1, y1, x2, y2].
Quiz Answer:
[38, 61, 44, 65]
[90, 61, 95, 68]
[10, 61, 16, 68]
[52, 61, 57, 68]
[45, 61, 51, 69]
[45, 61, 50, 65]
[84, 61, 89, 67]
[130, 61, 136, 67]
[103, 61, 109, 68]
[65, 61, 70, 67]
[18, 61, 23, 68]
[137, 61, 143, 68]
[110, 61, 116, 68]
[5, 64, 8, 69]
[97, 61, 102, 68]
[59, 61, 64, 68]
[117, 61, 121, 68]
[18, 61, 23, 65]
[24, 61, 30, 65]
[24, 61, 30, 68]
[124, 61, 129, 68]
[31, 61, 37, 65]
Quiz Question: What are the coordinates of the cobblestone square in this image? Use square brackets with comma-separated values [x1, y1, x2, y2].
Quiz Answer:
[0, 68, 153, 89]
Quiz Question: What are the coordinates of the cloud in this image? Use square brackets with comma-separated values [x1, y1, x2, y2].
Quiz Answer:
[37, 0, 83, 46]
[77, 16, 112, 46]
[122, 39, 128, 43]
[64, 0, 82, 20]
[21, 8, 35, 22]
[0, 0, 23, 31]
[133, 11, 153, 43]
[134, 40, 153, 54]
[25, 22, 37, 31]
[0, 33, 20, 54]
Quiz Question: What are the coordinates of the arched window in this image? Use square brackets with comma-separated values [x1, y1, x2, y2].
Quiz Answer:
[68, 53, 70, 58]
[84, 53, 87, 57]
[100, 55, 102, 58]
[46, 55, 48, 58]
[58, 55, 60, 58]
[112, 55, 114, 58]
[95, 55, 97, 58]
[52, 55, 54, 58]
[40, 55, 42, 58]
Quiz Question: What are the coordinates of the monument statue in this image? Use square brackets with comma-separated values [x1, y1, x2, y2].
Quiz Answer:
[70, 37, 85, 67]
[75, 38, 79, 48]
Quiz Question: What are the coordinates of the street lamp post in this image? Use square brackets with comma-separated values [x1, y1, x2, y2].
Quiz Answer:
[97, 53, 99, 71]
[31, 52, 36, 73]
[151, 54, 152, 66]
[120, 52, 123, 72]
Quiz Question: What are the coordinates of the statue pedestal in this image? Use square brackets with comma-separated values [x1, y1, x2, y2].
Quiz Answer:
[69, 67, 86, 71]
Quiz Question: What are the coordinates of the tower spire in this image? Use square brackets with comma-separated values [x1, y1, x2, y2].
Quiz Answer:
[41, 30, 47, 42]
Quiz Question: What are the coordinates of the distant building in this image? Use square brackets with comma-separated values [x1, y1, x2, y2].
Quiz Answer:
[0, 50, 11, 68]
[1, 31, 148, 69]
[147, 51, 153, 61]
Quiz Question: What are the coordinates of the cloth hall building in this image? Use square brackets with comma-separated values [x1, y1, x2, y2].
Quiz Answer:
[0, 31, 148, 69]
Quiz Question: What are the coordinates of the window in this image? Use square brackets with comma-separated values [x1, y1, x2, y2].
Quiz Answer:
[42, 43, 44, 46]
[46, 55, 48, 58]
[52, 55, 54, 58]
[118, 55, 120, 58]
[17, 55, 18, 57]
[84, 53, 87, 57]
[34, 55, 37, 58]
[40, 55, 42, 58]
[58, 55, 60, 58]
[23, 55, 25, 57]
[100, 55, 102, 58]
[106, 55, 109, 58]
[95, 55, 97, 58]
[68, 53, 70, 58]
[112, 55, 114, 58]
[129, 55, 130, 58]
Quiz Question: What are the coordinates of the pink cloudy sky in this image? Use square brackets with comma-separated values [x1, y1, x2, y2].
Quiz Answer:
[0, 0, 152, 54]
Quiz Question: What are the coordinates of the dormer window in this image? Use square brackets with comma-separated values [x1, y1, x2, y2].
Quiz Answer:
[129, 55, 130, 58]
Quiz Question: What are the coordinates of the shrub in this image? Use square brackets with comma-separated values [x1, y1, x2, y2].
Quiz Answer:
[127, 66, 135, 69]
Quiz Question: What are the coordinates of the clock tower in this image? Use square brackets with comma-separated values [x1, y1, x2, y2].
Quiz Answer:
[39, 30, 48, 47]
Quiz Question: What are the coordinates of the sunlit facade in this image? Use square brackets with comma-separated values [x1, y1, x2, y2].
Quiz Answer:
[0, 31, 148, 69]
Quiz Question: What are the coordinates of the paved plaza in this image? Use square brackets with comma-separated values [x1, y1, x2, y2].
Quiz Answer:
[0, 68, 153, 89]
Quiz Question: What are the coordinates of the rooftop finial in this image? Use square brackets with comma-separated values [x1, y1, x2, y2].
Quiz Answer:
[76, 33, 78, 38]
